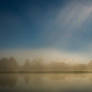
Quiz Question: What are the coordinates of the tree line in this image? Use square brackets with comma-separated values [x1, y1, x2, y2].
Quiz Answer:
[0, 57, 92, 72]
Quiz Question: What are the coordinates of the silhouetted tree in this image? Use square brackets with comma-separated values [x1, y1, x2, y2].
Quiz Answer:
[31, 58, 44, 69]
[23, 59, 31, 71]
[0, 57, 19, 72]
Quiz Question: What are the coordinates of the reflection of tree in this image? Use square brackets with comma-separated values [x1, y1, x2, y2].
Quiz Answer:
[23, 74, 44, 87]
[23, 74, 31, 84]
[0, 74, 18, 88]
[48, 74, 68, 80]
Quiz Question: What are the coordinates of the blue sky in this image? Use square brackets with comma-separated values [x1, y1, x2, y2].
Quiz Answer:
[0, 0, 92, 63]
[0, 0, 66, 49]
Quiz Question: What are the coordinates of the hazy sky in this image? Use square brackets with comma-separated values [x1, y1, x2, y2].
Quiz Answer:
[0, 0, 92, 63]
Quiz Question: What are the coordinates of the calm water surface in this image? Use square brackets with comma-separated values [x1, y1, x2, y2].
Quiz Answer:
[0, 73, 92, 92]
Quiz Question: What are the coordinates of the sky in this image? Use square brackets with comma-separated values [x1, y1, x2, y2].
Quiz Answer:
[0, 0, 92, 64]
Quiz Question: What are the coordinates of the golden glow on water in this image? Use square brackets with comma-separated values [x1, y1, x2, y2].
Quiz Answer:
[0, 73, 92, 92]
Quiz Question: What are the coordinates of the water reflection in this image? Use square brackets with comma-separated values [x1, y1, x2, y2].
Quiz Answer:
[0, 73, 92, 92]
[0, 74, 18, 88]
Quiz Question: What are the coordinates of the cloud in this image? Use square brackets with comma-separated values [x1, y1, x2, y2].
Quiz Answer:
[31, 1, 92, 51]
[56, 1, 92, 38]
[47, 1, 92, 51]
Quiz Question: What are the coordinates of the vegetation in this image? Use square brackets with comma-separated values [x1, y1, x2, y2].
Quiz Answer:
[0, 57, 92, 72]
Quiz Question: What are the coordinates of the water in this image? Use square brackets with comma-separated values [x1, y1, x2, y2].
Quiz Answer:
[0, 73, 92, 92]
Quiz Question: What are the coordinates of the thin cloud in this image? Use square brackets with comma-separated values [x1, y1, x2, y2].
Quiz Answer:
[52, 1, 92, 49]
